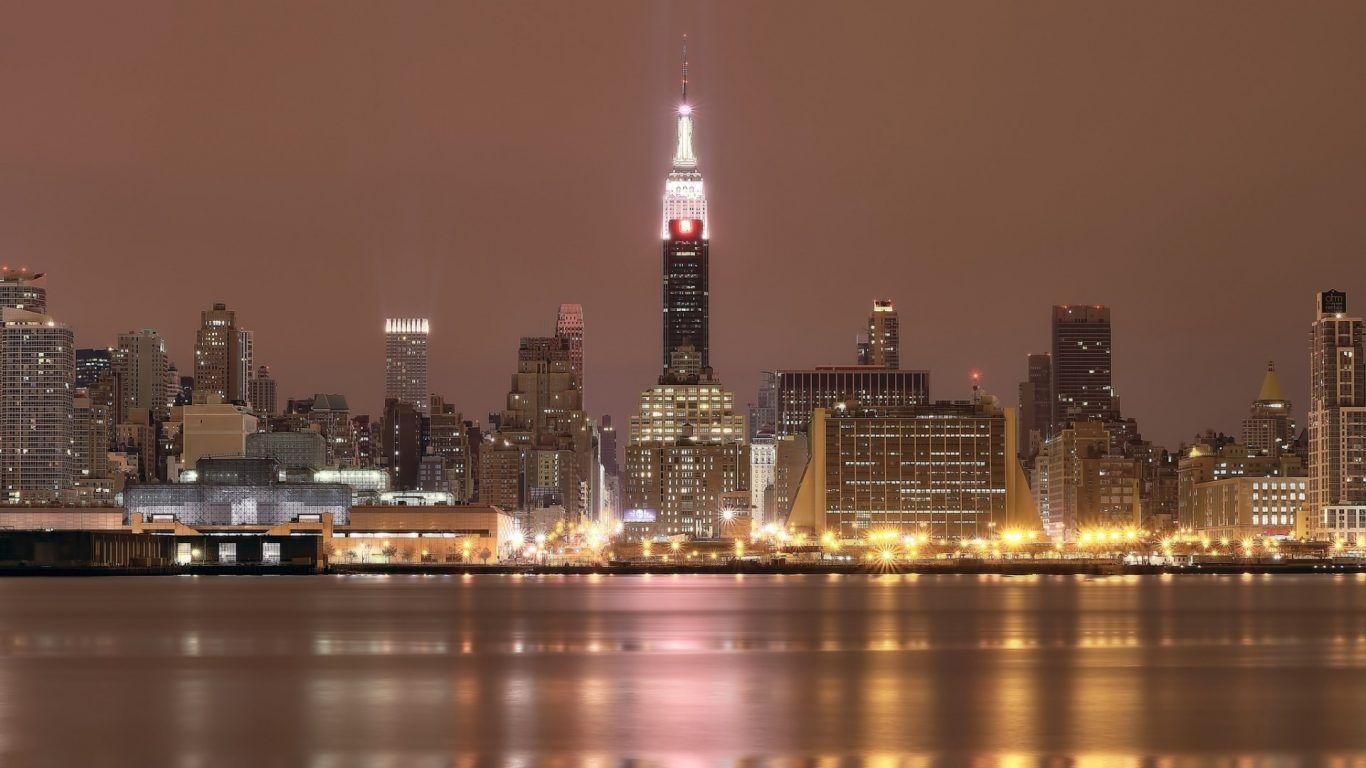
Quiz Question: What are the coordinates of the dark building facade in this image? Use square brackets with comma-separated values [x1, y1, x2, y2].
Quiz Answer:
[1018, 352, 1052, 458]
[1051, 305, 1114, 429]
[661, 217, 709, 377]
[381, 398, 422, 491]
[775, 367, 930, 436]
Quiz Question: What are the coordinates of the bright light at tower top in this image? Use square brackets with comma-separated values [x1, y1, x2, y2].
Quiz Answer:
[679, 103, 692, 116]
[384, 318, 430, 334]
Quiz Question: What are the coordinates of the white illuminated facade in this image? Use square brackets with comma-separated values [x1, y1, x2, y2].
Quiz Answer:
[627, 383, 744, 445]
[661, 43, 707, 238]
[384, 317, 430, 415]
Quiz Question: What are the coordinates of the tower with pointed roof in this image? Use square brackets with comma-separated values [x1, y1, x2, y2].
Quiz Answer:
[660, 36, 712, 379]
[1242, 360, 1295, 457]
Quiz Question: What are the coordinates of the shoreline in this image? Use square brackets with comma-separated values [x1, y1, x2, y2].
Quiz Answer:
[4, 560, 1366, 577]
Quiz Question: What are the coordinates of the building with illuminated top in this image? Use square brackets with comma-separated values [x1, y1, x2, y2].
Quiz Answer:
[384, 318, 429, 415]
[1242, 360, 1295, 457]
[624, 41, 749, 539]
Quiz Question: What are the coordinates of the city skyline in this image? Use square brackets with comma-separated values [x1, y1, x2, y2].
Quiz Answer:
[5, 3, 1366, 449]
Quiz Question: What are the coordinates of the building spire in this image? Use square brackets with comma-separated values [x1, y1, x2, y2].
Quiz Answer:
[681, 35, 688, 101]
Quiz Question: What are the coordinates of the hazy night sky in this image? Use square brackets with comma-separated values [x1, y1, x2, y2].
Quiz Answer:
[3, 1, 1365, 448]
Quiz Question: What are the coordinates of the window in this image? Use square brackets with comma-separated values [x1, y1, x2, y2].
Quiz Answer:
[219, 542, 237, 564]
[263, 542, 281, 565]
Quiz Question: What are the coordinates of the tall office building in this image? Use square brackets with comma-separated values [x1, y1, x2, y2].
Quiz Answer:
[494, 333, 594, 518]
[381, 397, 422, 491]
[556, 304, 585, 389]
[660, 43, 711, 377]
[248, 364, 278, 416]
[1306, 290, 1366, 539]
[857, 299, 900, 369]
[1242, 360, 1295, 457]
[0, 268, 47, 313]
[384, 318, 430, 416]
[625, 41, 749, 539]
[1018, 353, 1053, 458]
[1, 308, 75, 503]
[785, 398, 1040, 540]
[774, 367, 930, 436]
[1051, 305, 1114, 429]
[193, 303, 253, 403]
[114, 329, 170, 423]
[599, 415, 619, 476]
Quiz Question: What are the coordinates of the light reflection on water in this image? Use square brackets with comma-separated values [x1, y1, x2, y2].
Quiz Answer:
[0, 574, 1365, 765]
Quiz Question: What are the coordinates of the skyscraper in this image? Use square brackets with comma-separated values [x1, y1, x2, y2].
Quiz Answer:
[1242, 360, 1295, 457]
[1306, 290, 1366, 539]
[114, 329, 170, 422]
[1051, 305, 1114, 429]
[858, 299, 900, 368]
[384, 318, 430, 416]
[660, 41, 711, 377]
[1, 308, 75, 503]
[556, 303, 584, 389]
[626, 40, 748, 539]
[193, 303, 253, 404]
[1018, 352, 1053, 458]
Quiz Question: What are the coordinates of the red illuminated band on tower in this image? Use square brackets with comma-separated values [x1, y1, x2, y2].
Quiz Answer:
[668, 218, 704, 241]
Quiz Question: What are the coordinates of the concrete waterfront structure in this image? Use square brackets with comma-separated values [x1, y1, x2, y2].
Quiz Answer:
[0, 308, 75, 503]
[1306, 290, 1366, 540]
[785, 398, 1039, 541]
[1051, 305, 1114, 429]
[774, 367, 930, 436]
[193, 303, 253, 404]
[384, 318, 430, 415]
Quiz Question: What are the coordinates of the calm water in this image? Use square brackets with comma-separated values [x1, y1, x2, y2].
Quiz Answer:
[2, 573, 1366, 766]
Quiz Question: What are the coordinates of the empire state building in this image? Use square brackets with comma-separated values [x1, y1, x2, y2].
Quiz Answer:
[660, 40, 711, 380]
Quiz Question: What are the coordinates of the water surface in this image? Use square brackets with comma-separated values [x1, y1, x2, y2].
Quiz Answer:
[2, 573, 1365, 765]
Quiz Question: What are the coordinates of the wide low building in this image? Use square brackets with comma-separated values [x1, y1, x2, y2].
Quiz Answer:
[125, 456, 351, 526]
[785, 398, 1040, 541]
[1184, 476, 1306, 540]
[774, 366, 930, 437]
[335, 504, 517, 562]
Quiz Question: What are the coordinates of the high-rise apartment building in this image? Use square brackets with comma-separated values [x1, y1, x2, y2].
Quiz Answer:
[114, 329, 170, 423]
[857, 299, 900, 368]
[774, 367, 930, 436]
[1242, 360, 1295, 457]
[1018, 353, 1052, 458]
[248, 364, 278, 416]
[1051, 305, 1114, 429]
[555, 304, 585, 389]
[193, 303, 253, 404]
[1306, 290, 1366, 539]
[384, 318, 430, 416]
[0, 308, 75, 503]
[0, 269, 47, 313]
